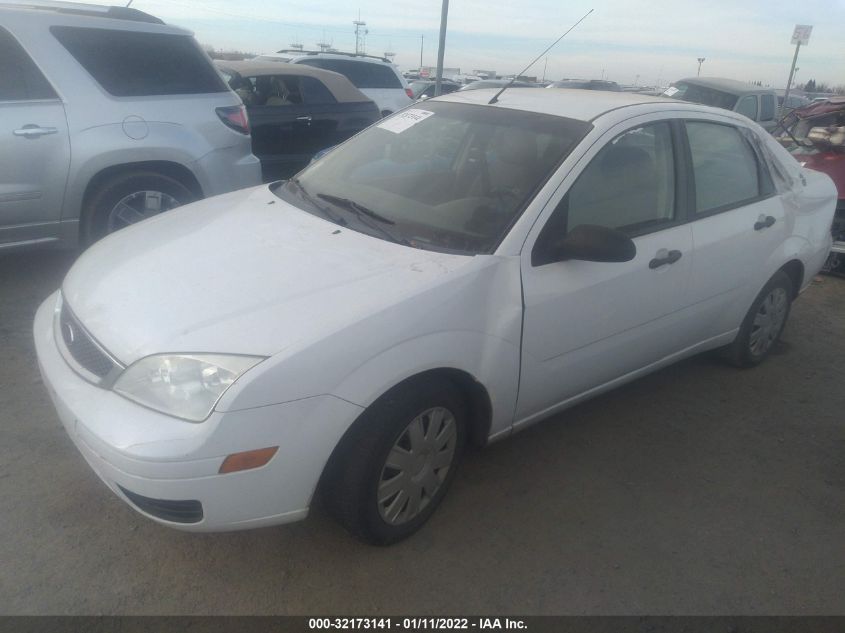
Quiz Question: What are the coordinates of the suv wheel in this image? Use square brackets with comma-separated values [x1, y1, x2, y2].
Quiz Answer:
[84, 171, 196, 245]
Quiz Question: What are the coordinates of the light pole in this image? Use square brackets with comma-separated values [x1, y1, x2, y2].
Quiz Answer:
[697, 57, 705, 76]
[434, 0, 449, 96]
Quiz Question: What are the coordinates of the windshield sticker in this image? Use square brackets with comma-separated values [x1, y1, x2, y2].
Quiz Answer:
[377, 109, 435, 134]
[663, 86, 679, 96]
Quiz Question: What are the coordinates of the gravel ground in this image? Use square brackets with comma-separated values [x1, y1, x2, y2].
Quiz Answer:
[0, 249, 843, 615]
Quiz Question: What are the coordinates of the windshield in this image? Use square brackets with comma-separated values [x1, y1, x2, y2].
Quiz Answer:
[665, 82, 739, 110]
[273, 101, 591, 254]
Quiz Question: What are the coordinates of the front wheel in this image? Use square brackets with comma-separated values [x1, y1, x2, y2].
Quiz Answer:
[322, 378, 468, 545]
[724, 270, 793, 367]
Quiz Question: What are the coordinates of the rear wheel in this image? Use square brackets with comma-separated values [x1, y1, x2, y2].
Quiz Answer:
[83, 171, 196, 245]
[724, 271, 793, 367]
[323, 377, 467, 545]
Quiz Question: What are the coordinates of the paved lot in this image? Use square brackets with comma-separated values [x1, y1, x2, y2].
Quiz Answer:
[0, 249, 843, 615]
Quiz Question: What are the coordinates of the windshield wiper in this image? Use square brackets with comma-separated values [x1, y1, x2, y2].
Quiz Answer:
[316, 194, 412, 247]
[288, 178, 347, 226]
[317, 194, 396, 225]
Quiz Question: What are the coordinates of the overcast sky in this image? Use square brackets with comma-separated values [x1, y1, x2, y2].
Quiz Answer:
[117, 0, 843, 87]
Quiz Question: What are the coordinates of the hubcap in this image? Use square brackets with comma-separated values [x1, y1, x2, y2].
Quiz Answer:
[106, 190, 180, 233]
[749, 287, 788, 356]
[377, 407, 458, 526]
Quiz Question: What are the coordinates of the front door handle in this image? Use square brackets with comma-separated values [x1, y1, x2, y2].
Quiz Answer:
[295, 115, 312, 124]
[754, 215, 776, 230]
[13, 125, 58, 138]
[649, 249, 682, 269]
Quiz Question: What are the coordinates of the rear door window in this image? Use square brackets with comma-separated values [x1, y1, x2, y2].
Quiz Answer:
[686, 121, 762, 213]
[301, 77, 337, 104]
[51, 26, 227, 96]
[759, 94, 775, 121]
[0, 27, 56, 101]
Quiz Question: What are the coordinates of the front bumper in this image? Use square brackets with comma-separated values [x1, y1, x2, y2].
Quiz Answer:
[34, 292, 363, 532]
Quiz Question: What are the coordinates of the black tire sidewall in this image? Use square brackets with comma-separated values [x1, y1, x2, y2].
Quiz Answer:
[328, 378, 468, 545]
[732, 271, 793, 366]
[84, 172, 195, 245]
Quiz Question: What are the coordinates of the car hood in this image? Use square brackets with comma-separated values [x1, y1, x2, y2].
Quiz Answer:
[62, 185, 473, 363]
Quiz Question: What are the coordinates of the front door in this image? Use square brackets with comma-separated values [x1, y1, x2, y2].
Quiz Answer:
[517, 119, 694, 424]
[0, 26, 69, 247]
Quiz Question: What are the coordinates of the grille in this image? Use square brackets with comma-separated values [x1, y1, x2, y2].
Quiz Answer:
[59, 303, 117, 379]
[118, 486, 204, 524]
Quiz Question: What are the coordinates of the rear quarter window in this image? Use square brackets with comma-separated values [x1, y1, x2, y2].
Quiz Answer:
[297, 59, 401, 89]
[50, 26, 227, 96]
[0, 26, 56, 101]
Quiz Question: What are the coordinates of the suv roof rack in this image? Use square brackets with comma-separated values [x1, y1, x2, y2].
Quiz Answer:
[1, 1, 165, 24]
[274, 49, 393, 64]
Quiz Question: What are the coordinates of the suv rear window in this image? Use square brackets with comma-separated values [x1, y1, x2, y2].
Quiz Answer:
[296, 59, 401, 89]
[51, 26, 227, 97]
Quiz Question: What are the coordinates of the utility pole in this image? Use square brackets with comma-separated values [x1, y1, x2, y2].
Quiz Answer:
[542, 56, 547, 83]
[420, 35, 424, 71]
[697, 57, 705, 76]
[434, 0, 449, 96]
[353, 11, 367, 55]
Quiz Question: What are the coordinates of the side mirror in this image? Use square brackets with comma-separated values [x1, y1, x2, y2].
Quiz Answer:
[548, 224, 636, 264]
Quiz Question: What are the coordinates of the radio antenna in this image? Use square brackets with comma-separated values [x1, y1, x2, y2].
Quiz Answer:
[489, 8, 593, 105]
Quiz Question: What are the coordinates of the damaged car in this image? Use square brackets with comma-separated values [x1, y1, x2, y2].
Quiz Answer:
[774, 97, 845, 274]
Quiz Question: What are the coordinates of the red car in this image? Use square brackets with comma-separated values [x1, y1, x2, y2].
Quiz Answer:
[776, 97, 845, 273]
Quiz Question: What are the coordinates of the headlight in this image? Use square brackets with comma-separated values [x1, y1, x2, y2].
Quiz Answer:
[113, 354, 265, 422]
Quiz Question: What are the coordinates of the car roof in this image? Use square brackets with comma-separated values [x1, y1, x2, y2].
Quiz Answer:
[675, 77, 774, 96]
[0, 1, 165, 24]
[214, 60, 372, 103]
[287, 52, 396, 66]
[438, 87, 682, 121]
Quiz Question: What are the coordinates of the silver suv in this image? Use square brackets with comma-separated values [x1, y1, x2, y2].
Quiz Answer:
[0, 1, 262, 250]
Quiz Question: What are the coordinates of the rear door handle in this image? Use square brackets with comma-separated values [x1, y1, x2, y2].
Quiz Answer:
[754, 215, 776, 230]
[295, 115, 312, 123]
[13, 125, 58, 138]
[649, 249, 682, 269]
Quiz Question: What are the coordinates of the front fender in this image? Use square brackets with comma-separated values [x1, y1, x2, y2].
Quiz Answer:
[331, 330, 521, 440]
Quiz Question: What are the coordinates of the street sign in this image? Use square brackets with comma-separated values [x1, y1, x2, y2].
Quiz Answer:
[791, 25, 813, 46]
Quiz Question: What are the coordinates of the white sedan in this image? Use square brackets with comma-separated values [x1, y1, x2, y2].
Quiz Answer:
[35, 90, 836, 544]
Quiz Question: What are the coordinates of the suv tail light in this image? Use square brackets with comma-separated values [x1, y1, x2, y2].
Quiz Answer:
[216, 105, 250, 135]
[405, 88, 414, 99]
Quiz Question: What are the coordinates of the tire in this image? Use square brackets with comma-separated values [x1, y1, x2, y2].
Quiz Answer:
[724, 270, 794, 368]
[83, 171, 196, 245]
[322, 377, 468, 545]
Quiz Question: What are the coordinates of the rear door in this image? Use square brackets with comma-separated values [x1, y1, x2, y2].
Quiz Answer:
[300, 75, 377, 154]
[244, 74, 312, 180]
[0, 26, 69, 247]
[682, 119, 788, 339]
